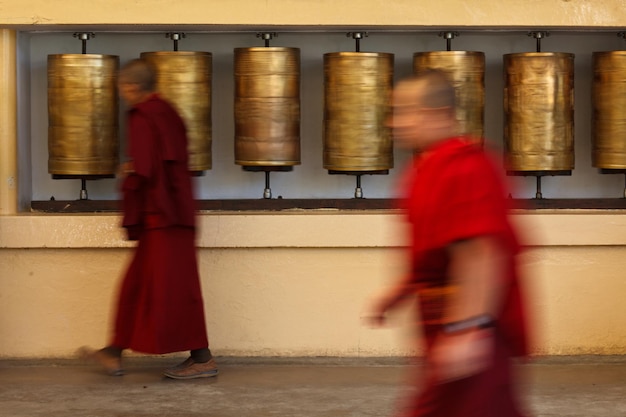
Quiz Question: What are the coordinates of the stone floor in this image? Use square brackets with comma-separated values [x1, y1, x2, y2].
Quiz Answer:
[1, 356, 625, 416]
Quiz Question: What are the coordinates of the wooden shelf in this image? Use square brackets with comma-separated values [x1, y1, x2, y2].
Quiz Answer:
[30, 198, 626, 213]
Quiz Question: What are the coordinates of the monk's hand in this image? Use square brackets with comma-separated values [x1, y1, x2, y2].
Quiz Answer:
[362, 302, 388, 328]
[428, 327, 495, 383]
[117, 161, 135, 178]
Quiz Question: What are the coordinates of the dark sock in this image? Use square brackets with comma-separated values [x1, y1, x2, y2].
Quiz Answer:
[190, 348, 212, 363]
[101, 346, 123, 358]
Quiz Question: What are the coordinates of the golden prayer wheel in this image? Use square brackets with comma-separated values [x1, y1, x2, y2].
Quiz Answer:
[48, 54, 119, 176]
[234, 47, 301, 167]
[141, 51, 212, 171]
[503, 52, 575, 172]
[592, 51, 626, 169]
[323, 52, 394, 172]
[413, 51, 485, 142]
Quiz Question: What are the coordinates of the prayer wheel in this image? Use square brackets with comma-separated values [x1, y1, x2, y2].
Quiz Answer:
[592, 51, 626, 169]
[141, 51, 212, 171]
[48, 54, 119, 176]
[413, 51, 485, 142]
[234, 47, 301, 167]
[503, 52, 575, 172]
[323, 52, 394, 172]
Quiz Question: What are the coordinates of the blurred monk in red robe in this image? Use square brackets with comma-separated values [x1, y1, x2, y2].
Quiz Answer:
[367, 70, 532, 416]
[82, 58, 217, 380]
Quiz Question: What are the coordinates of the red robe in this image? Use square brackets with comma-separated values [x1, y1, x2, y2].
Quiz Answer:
[113, 94, 208, 354]
[400, 137, 529, 417]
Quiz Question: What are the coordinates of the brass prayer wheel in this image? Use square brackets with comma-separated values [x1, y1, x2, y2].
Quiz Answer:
[413, 51, 485, 142]
[48, 54, 119, 176]
[140, 51, 213, 171]
[323, 52, 394, 171]
[592, 51, 626, 169]
[503, 52, 575, 171]
[234, 47, 301, 167]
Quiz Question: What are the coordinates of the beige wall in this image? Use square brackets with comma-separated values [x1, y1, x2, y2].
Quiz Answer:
[0, 0, 625, 28]
[1, 213, 626, 358]
[1, 1, 626, 358]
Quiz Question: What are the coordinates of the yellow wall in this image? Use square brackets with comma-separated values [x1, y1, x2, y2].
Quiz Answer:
[1, 213, 626, 358]
[1, 1, 626, 358]
[0, 0, 625, 28]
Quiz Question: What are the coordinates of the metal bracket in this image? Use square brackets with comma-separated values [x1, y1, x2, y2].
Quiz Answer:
[347, 32, 368, 52]
[257, 32, 277, 47]
[439, 31, 460, 51]
[166, 32, 186, 51]
[73, 32, 95, 54]
[528, 31, 550, 52]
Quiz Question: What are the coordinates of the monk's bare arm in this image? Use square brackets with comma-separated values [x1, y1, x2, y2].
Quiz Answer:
[366, 274, 417, 326]
[445, 236, 506, 324]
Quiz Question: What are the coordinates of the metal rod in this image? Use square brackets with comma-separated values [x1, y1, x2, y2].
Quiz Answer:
[73, 32, 94, 54]
[257, 32, 277, 47]
[263, 171, 272, 199]
[355, 175, 363, 199]
[439, 31, 459, 52]
[347, 32, 368, 53]
[528, 31, 549, 53]
[535, 176, 543, 199]
[80, 179, 88, 200]
[166, 33, 186, 52]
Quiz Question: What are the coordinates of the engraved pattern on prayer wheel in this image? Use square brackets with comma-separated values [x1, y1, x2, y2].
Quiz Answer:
[413, 51, 485, 142]
[48, 54, 119, 176]
[234, 47, 301, 166]
[141, 51, 213, 171]
[503, 53, 575, 171]
[592, 51, 626, 169]
[323, 52, 394, 171]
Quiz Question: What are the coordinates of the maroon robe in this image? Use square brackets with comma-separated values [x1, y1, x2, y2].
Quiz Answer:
[399, 137, 530, 417]
[113, 94, 208, 354]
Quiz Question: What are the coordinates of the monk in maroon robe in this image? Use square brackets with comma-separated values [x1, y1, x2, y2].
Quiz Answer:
[367, 70, 532, 416]
[82, 59, 217, 380]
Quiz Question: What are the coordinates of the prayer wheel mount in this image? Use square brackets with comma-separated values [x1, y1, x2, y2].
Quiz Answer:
[439, 31, 460, 51]
[165, 32, 186, 51]
[257, 32, 277, 47]
[73, 32, 95, 54]
[346, 32, 368, 52]
[506, 170, 572, 200]
[329, 170, 389, 199]
[243, 166, 293, 199]
[528, 31, 550, 53]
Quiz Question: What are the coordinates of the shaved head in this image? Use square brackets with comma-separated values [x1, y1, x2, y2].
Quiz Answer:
[399, 69, 457, 111]
[119, 59, 157, 93]
[388, 69, 460, 150]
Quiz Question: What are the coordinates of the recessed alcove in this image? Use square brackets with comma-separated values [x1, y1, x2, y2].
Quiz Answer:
[16, 29, 626, 211]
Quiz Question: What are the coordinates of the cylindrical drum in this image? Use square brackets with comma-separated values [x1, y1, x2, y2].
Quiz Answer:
[323, 52, 394, 171]
[48, 54, 119, 176]
[234, 47, 300, 167]
[413, 51, 485, 142]
[141, 51, 212, 171]
[503, 52, 575, 171]
[592, 51, 626, 169]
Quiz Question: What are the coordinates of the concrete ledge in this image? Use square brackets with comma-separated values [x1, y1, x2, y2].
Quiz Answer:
[1, 211, 626, 248]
